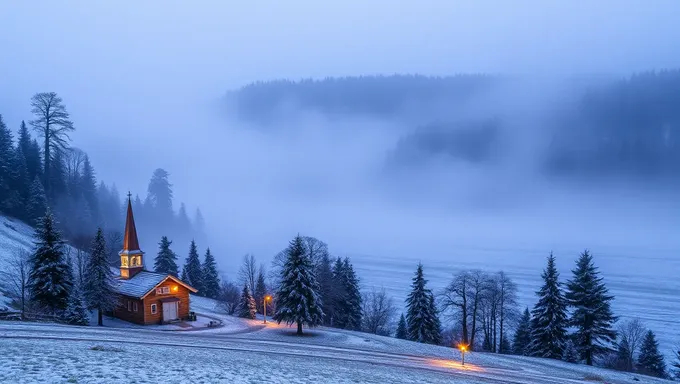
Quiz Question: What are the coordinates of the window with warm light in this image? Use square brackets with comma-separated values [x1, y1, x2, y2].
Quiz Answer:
[121, 256, 128, 267]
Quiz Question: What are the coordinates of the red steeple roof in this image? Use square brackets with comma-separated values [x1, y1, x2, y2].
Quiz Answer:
[122, 194, 141, 252]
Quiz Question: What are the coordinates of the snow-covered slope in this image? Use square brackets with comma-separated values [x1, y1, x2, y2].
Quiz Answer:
[0, 316, 674, 383]
[0, 214, 79, 301]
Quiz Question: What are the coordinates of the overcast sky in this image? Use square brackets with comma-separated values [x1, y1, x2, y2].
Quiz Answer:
[1, 1, 680, 267]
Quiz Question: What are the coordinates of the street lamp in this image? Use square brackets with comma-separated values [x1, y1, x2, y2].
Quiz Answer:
[458, 344, 468, 366]
[263, 295, 272, 324]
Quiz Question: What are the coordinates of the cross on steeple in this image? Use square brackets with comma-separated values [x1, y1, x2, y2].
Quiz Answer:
[127, 191, 132, 200]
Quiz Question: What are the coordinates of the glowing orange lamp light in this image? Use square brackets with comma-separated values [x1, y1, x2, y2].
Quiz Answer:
[458, 344, 468, 366]
[263, 295, 272, 324]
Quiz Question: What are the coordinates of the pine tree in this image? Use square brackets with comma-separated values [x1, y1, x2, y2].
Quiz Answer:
[254, 267, 267, 313]
[80, 156, 99, 223]
[615, 337, 633, 371]
[182, 240, 203, 293]
[405, 263, 441, 345]
[0, 114, 21, 215]
[273, 235, 324, 335]
[637, 330, 666, 378]
[28, 210, 73, 314]
[563, 339, 580, 363]
[62, 284, 90, 326]
[154, 236, 179, 276]
[331, 257, 345, 327]
[201, 248, 220, 299]
[340, 258, 362, 330]
[512, 307, 532, 355]
[396, 313, 408, 339]
[237, 284, 257, 319]
[500, 333, 512, 355]
[529, 253, 568, 359]
[17, 121, 38, 180]
[83, 228, 118, 326]
[176, 202, 191, 233]
[315, 253, 335, 325]
[565, 250, 617, 365]
[26, 177, 47, 225]
[14, 145, 30, 210]
[672, 347, 680, 379]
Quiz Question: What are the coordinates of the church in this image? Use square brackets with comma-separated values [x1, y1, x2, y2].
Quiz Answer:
[111, 195, 197, 325]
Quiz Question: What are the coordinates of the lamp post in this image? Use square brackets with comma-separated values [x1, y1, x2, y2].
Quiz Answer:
[263, 295, 272, 324]
[459, 344, 468, 366]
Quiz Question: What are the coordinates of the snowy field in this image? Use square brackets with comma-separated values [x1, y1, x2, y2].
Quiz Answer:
[0, 318, 673, 384]
[347, 244, 680, 359]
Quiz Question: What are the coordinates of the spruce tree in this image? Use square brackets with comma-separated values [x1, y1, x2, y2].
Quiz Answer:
[615, 337, 633, 371]
[83, 228, 117, 326]
[17, 121, 41, 181]
[672, 347, 680, 379]
[316, 253, 335, 325]
[396, 313, 408, 339]
[154, 236, 179, 276]
[637, 330, 666, 378]
[405, 263, 441, 345]
[14, 146, 30, 209]
[500, 334, 512, 355]
[29, 210, 73, 314]
[80, 156, 99, 223]
[331, 257, 346, 327]
[0, 114, 21, 215]
[512, 307, 532, 355]
[565, 250, 617, 365]
[26, 177, 47, 225]
[62, 284, 90, 326]
[528, 253, 568, 359]
[340, 258, 362, 330]
[563, 340, 580, 363]
[254, 267, 268, 313]
[182, 240, 203, 293]
[237, 284, 257, 319]
[273, 235, 324, 335]
[201, 248, 220, 299]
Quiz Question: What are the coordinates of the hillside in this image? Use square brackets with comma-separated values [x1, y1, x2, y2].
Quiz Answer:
[0, 302, 673, 383]
[226, 72, 680, 183]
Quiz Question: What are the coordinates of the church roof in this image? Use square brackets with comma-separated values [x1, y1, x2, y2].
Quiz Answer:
[112, 268, 199, 298]
[122, 195, 142, 253]
[114, 270, 168, 298]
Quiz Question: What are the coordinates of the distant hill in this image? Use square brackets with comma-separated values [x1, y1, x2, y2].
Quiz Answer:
[227, 72, 680, 182]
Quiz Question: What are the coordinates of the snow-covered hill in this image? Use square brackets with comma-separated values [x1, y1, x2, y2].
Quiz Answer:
[0, 311, 674, 383]
[0, 214, 80, 306]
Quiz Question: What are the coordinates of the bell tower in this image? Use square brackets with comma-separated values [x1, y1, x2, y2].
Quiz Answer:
[120, 192, 145, 279]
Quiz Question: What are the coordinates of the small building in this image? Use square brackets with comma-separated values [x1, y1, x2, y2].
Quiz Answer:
[111, 196, 197, 325]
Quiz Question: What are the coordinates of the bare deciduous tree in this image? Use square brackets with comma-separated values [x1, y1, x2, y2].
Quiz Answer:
[618, 318, 647, 371]
[441, 269, 490, 351]
[64, 147, 86, 185]
[218, 279, 240, 315]
[239, 254, 257, 295]
[497, 271, 519, 354]
[29, 92, 75, 193]
[1, 249, 32, 318]
[441, 271, 470, 346]
[361, 287, 396, 335]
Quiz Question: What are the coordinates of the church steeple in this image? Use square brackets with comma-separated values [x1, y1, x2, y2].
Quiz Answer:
[120, 192, 145, 279]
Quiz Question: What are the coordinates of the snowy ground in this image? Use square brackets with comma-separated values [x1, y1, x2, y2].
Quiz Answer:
[0, 318, 673, 384]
